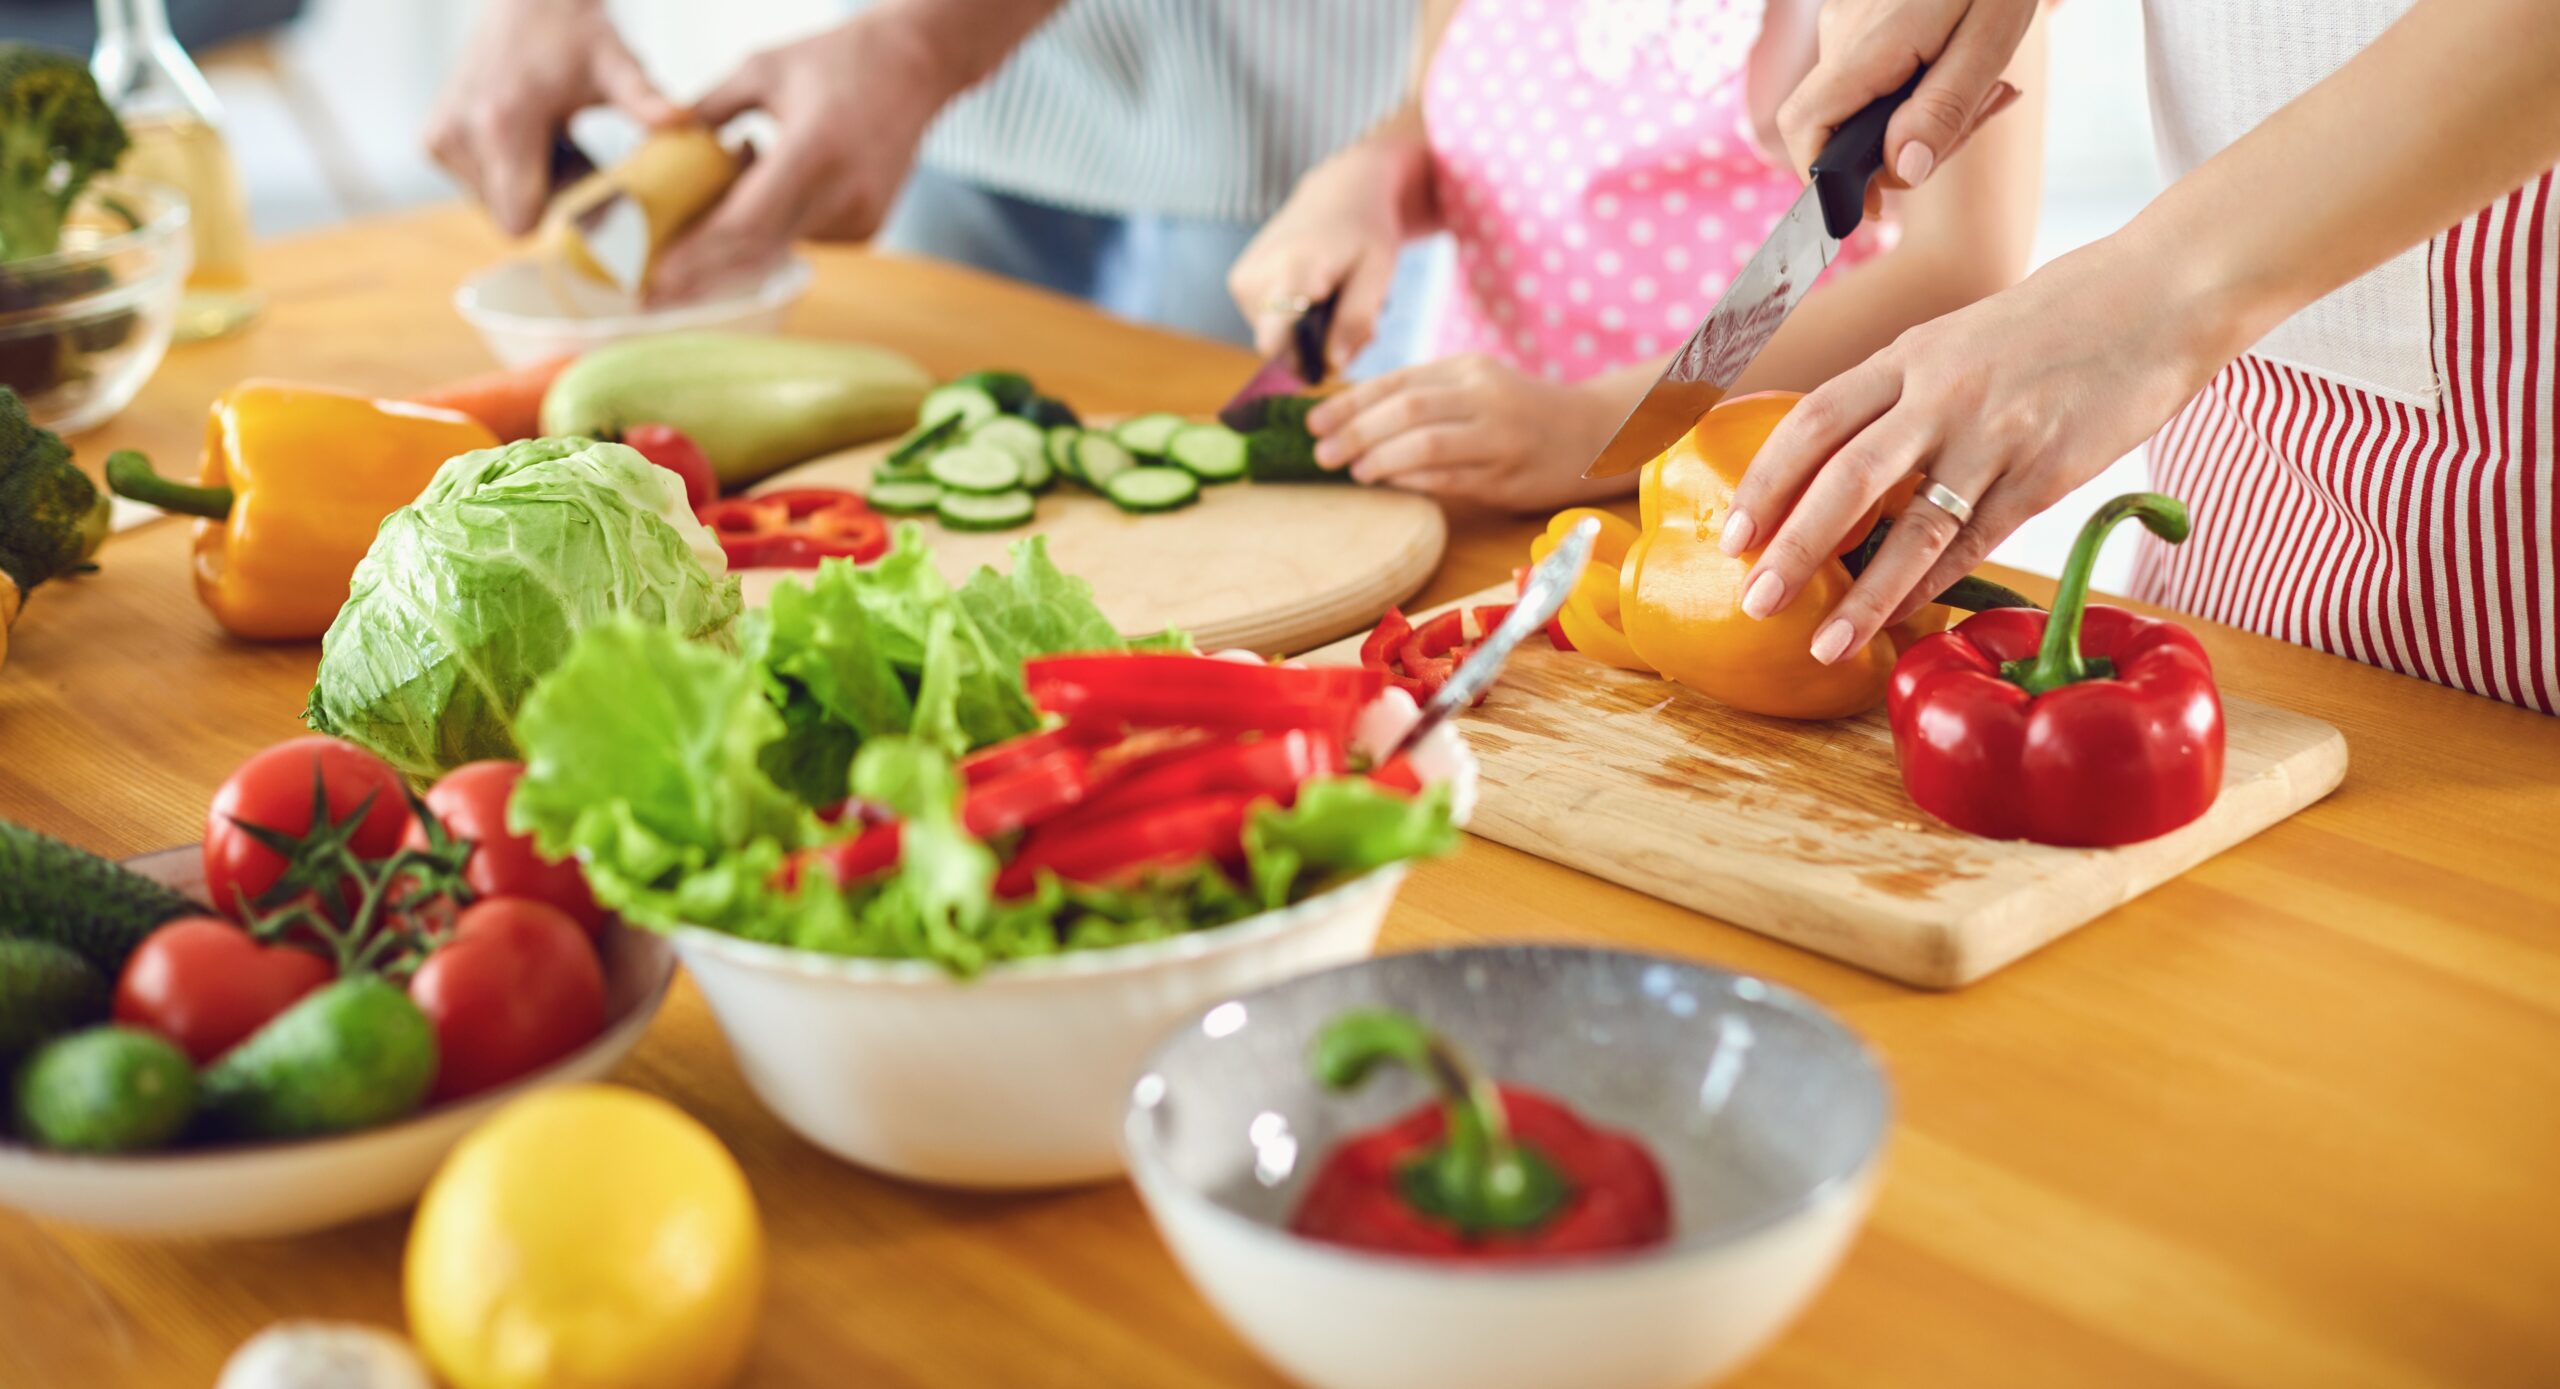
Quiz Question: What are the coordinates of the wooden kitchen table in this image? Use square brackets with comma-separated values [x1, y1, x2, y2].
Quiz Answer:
[3, 208, 2556, 1389]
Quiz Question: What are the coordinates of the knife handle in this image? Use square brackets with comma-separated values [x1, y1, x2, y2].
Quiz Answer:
[1810, 68, 1923, 241]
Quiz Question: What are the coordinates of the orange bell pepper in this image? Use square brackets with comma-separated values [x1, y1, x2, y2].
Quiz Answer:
[1529, 508, 1648, 670]
[1619, 391, 1924, 720]
[105, 382, 497, 640]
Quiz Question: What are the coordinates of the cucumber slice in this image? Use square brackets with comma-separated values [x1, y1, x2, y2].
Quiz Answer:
[885, 413, 962, 471]
[969, 417, 1048, 470]
[920, 384, 1002, 433]
[867, 478, 944, 514]
[1072, 434, 1138, 490]
[1044, 426, 1083, 482]
[926, 445, 1024, 494]
[1111, 413, 1190, 459]
[1023, 395, 1082, 429]
[1021, 447, 1054, 492]
[1104, 466, 1201, 513]
[953, 370, 1035, 413]
[937, 488, 1037, 531]
[1166, 424, 1248, 482]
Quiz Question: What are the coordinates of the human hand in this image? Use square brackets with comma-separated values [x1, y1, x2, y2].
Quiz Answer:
[1777, 0, 2035, 192]
[1227, 135, 1431, 370]
[1718, 232, 2235, 665]
[1305, 355, 1634, 513]
[425, 0, 682, 235]
[648, 13, 960, 302]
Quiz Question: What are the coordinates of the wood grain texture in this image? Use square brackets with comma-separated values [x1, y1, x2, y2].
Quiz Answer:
[744, 433, 1446, 654]
[1309, 585, 2349, 987]
[3, 207, 2557, 1389]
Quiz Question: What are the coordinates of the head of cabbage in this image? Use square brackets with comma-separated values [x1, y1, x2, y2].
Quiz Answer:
[304, 436, 742, 781]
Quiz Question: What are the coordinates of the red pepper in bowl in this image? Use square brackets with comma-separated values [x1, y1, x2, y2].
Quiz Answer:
[1289, 1009, 1671, 1260]
[1888, 492, 2224, 847]
[696, 488, 888, 569]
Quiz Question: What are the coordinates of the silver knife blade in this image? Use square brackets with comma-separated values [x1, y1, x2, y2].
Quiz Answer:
[1217, 289, 1340, 429]
[1580, 184, 1837, 478]
[1388, 517, 1599, 760]
[572, 194, 651, 296]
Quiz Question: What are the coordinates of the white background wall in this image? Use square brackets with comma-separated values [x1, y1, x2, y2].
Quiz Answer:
[209, 0, 2164, 583]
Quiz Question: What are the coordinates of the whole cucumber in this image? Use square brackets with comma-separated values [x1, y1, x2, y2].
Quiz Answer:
[200, 977, 439, 1141]
[540, 332, 931, 487]
[15, 1026, 196, 1153]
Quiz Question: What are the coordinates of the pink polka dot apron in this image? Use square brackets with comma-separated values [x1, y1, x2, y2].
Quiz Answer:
[1422, 0, 1882, 382]
[2133, 0, 2560, 711]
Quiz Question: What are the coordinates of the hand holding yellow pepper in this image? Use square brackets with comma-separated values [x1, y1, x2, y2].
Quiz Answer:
[108, 382, 497, 640]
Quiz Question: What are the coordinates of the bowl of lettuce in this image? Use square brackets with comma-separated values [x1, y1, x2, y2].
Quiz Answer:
[508, 530, 1473, 1188]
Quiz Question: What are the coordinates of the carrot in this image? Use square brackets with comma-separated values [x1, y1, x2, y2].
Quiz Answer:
[409, 353, 579, 441]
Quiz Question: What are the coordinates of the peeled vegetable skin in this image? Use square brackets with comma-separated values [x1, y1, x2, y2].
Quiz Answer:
[540, 333, 931, 487]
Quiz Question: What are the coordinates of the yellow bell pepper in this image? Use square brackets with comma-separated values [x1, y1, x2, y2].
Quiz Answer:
[1619, 391, 1933, 720]
[107, 382, 497, 640]
[1530, 507, 1649, 670]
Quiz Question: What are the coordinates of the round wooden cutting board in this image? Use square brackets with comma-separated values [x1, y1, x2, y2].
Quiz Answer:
[737, 433, 1448, 653]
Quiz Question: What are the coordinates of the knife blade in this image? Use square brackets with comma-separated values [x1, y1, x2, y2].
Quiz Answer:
[1217, 289, 1341, 429]
[1580, 71, 1920, 479]
[1387, 516, 1600, 761]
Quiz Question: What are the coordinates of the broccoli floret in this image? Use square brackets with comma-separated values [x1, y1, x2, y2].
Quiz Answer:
[1235, 394, 1339, 484]
[0, 45, 130, 264]
[0, 385, 111, 597]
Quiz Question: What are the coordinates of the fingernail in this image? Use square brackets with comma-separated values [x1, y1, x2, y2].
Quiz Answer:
[1719, 510, 1757, 556]
[1894, 141, 1935, 188]
[1742, 570, 1785, 620]
[1810, 619, 1854, 666]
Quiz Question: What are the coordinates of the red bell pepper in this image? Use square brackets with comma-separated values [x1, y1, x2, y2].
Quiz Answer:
[784, 821, 904, 888]
[1026, 654, 1382, 742]
[1367, 754, 1425, 796]
[1888, 493, 2224, 847]
[960, 746, 1092, 838]
[996, 792, 1257, 898]
[1515, 566, 1573, 650]
[958, 726, 1085, 786]
[697, 488, 889, 569]
[1069, 729, 1341, 823]
[1288, 1009, 1671, 1260]
[1358, 603, 1515, 706]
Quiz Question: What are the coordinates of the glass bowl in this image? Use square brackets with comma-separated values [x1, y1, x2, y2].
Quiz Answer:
[0, 177, 190, 434]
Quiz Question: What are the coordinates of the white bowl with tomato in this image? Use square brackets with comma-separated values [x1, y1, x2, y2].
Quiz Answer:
[667, 660, 1477, 1190]
[0, 741, 673, 1239]
[1123, 946, 1891, 1389]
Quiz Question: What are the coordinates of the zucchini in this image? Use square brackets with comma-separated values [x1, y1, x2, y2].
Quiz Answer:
[926, 446, 1025, 494]
[1023, 395, 1082, 429]
[1167, 424, 1248, 483]
[969, 417, 1049, 471]
[952, 370, 1036, 414]
[1111, 413, 1189, 459]
[1072, 434, 1139, 490]
[919, 383, 1002, 434]
[0, 822, 207, 975]
[868, 478, 944, 515]
[1104, 466, 1201, 513]
[937, 489, 1038, 531]
[885, 413, 962, 471]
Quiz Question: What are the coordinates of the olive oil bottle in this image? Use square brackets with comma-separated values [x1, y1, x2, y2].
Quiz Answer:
[90, 0, 261, 340]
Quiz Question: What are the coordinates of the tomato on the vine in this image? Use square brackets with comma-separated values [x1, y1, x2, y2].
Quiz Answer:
[203, 736, 411, 917]
[409, 899, 606, 1103]
[112, 917, 334, 1064]
[407, 761, 602, 936]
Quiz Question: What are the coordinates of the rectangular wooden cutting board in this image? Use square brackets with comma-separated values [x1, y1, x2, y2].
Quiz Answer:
[1310, 585, 2349, 988]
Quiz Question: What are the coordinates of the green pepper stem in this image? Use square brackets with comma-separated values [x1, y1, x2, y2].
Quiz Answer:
[2002, 492, 2190, 696]
[1311, 1008, 1567, 1235]
[103, 450, 231, 519]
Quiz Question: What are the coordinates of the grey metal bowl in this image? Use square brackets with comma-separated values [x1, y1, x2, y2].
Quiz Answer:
[1124, 944, 1892, 1389]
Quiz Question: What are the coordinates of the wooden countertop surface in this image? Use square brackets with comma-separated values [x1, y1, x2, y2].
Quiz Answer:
[3, 207, 2555, 1389]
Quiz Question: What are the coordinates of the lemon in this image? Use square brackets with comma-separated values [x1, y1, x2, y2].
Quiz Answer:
[406, 1085, 763, 1389]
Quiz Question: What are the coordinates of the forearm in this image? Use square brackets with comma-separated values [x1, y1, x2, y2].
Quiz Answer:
[2145, 0, 2560, 362]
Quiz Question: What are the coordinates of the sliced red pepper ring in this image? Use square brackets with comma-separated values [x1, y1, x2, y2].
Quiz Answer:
[996, 792, 1259, 898]
[697, 487, 889, 569]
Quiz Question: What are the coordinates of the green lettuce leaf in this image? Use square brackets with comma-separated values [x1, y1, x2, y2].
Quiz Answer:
[304, 437, 741, 781]
[1244, 776, 1461, 911]
[742, 558, 914, 805]
[955, 535, 1134, 669]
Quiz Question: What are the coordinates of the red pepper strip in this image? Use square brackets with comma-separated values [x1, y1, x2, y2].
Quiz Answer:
[995, 793, 1257, 898]
[1514, 567, 1573, 651]
[1069, 730, 1340, 824]
[782, 822, 903, 889]
[1888, 493, 2223, 847]
[959, 747, 1092, 838]
[697, 488, 889, 568]
[1360, 607, 1413, 671]
[1026, 655, 1382, 742]
[1367, 754, 1424, 796]
[959, 726, 1085, 786]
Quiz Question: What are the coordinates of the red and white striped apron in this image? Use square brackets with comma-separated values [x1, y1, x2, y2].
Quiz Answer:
[2129, 1, 2560, 713]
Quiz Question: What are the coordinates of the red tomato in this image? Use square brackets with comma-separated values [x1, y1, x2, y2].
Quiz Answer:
[408, 761, 603, 936]
[203, 736, 411, 918]
[112, 917, 335, 1064]
[623, 422, 718, 510]
[409, 899, 607, 1103]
